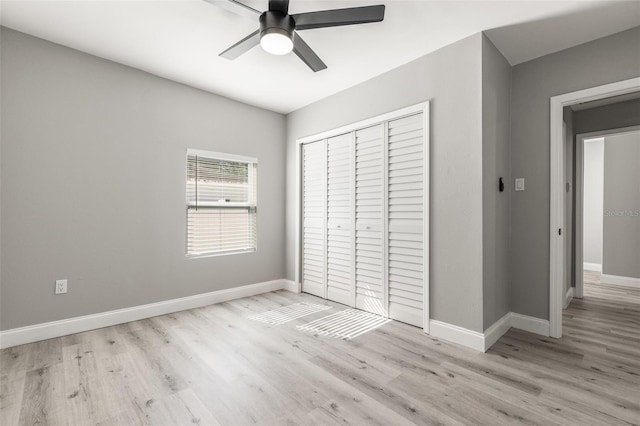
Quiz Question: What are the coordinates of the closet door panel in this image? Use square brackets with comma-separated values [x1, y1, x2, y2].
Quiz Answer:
[301, 108, 427, 330]
[302, 141, 326, 297]
[326, 133, 354, 306]
[355, 124, 386, 315]
[387, 113, 425, 327]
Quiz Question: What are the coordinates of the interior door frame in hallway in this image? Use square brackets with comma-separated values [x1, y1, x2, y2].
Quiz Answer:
[294, 101, 430, 333]
[549, 77, 640, 338]
[574, 125, 640, 300]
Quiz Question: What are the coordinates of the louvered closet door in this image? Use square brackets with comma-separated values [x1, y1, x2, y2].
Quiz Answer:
[355, 124, 386, 316]
[326, 133, 354, 306]
[387, 113, 425, 327]
[302, 141, 326, 298]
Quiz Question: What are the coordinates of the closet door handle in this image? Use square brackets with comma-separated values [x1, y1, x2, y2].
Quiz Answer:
[337, 225, 342, 229]
[366, 226, 371, 230]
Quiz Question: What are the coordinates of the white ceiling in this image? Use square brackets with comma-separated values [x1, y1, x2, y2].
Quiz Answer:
[2, 0, 639, 114]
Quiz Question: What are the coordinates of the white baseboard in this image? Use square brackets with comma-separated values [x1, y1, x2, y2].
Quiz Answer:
[430, 311, 551, 353]
[564, 286, 574, 309]
[282, 279, 300, 293]
[0, 279, 292, 349]
[483, 312, 512, 351]
[510, 313, 550, 337]
[583, 262, 602, 272]
[429, 320, 485, 352]
[601, 274, 640, 288]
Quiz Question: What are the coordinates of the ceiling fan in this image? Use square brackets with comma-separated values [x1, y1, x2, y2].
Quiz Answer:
[207, 0, 386, 72]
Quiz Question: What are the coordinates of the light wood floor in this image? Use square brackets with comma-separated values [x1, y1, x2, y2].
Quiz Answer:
[2, 277, 639, 425]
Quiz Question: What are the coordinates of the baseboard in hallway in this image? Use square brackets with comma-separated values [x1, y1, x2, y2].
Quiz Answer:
[600, 274, 640, 289]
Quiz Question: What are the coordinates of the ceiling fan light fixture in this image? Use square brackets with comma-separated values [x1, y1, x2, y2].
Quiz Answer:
[258, 11, 295, 56]
[218, 1, 385, 71]
[260, 28, 293, 55]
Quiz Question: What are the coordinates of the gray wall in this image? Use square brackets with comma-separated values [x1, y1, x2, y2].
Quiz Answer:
[574, 98, 640, 135]
[602, 131, 640, 279]
[481, 35, 511, 329]
[0, 28, 287, 330]
[509, 26, 640, 319]
[583, 138, 605, 266]
[286, 34, 485, 332]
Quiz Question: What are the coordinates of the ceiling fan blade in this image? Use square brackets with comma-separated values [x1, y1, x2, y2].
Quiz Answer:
[203, 0, 261, 20]
[268, 0, 289, 14]
[292, 33, 327, 72]
[292, 5, 385, 31]
[219, 29, 261, 60]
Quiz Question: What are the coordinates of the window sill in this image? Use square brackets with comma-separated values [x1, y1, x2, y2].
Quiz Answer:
[186, 248, 256, 259]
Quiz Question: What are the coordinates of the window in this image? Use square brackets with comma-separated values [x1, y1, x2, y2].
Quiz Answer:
[186, 149, 257, 256]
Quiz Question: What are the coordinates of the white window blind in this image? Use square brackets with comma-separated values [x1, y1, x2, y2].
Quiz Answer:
[186, 150, 257, 256]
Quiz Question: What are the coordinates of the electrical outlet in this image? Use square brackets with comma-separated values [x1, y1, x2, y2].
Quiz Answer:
[55, 279, 68, 295]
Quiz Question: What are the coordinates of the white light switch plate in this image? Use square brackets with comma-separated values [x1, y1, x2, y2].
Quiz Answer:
[55, 279, 68, 294]
[515, 178, 525, 192]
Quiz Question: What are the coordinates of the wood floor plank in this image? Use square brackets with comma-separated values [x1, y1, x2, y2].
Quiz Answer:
[2, 276, 639, 425]
[0, 372, 26, 426]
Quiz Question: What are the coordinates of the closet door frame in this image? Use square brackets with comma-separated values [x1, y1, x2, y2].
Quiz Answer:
[295, 101, 430, 334]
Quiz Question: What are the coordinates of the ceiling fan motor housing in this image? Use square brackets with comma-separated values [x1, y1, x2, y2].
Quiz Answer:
[259, 11, 295, 40]
[218, 1, 385, 71]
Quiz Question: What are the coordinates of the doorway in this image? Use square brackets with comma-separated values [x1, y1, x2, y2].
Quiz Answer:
[549, 77, 640, 338]
[574, 127, 640, 300]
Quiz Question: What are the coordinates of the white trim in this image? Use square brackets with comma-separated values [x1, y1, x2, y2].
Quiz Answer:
[583, 262, 602, 272]
[483, 312, 512, 352]
[412, 311, 553, 352]
[0, 279, 292, 349]
[296, 102, 428, 145]
[294, 142, 302, 293]
[549, 77, 640, 339]
[322, 139, 328, 300]
[422, 103, 431, 334]
[575, 132, 585, 298]
[282, 279, 300, 293]
[186, 247, 256, 259]
[382, 120, 390, 317]
[601, 274, 640, 289]
[429, 312, 510, 353]
[550, 94, 565, 338]
[564, 286, 574, 309]
[510, 313, 550, 337]
[186, 148, 257, 164]
[429, 320, 485, 352]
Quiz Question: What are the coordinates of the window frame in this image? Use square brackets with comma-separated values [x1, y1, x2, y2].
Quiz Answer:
[185, 148, 258, 259]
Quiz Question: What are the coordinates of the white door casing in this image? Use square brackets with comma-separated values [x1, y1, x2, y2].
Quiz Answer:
[549, 77, 640, 338]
